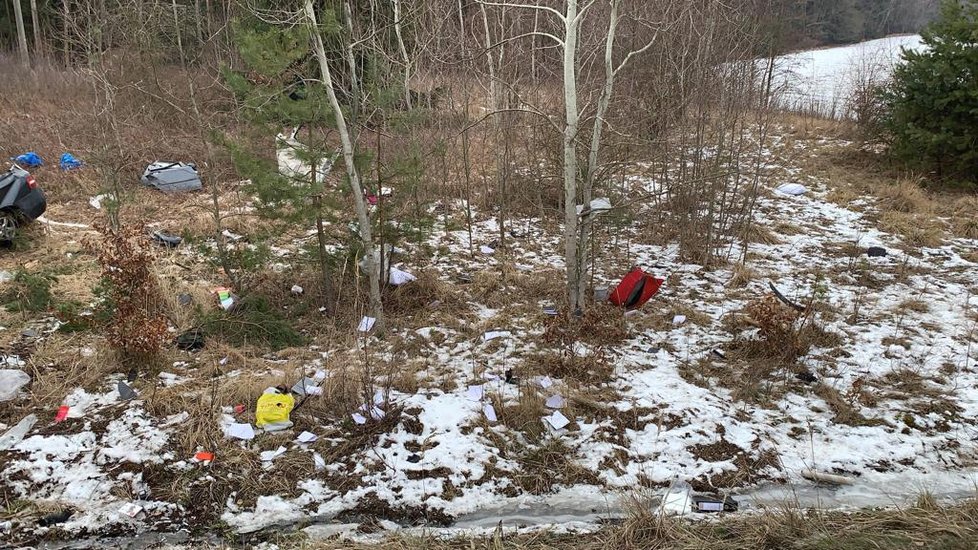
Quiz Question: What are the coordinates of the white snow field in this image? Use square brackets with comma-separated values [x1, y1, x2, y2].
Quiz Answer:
[771, 34, 924, 117]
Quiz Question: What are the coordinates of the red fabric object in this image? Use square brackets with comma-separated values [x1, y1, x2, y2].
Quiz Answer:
[366, 194, 379, 206]
[54, 405, 69, 423]
[609, 267, 664, 310]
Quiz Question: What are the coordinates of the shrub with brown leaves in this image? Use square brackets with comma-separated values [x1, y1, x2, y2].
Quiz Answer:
[85, 224, 169, 364]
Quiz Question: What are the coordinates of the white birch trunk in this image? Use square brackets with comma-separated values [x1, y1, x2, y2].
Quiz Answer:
[479, 3, 497, 112]
[304, 0, 385, 330]
[562, 0, 581, 314]
[391, 0, 411, 110]
[343, 0, 361, 124]
[29, 0, 40, 56]
[12, 0, 30, 66]
[577, 0, 620, 301]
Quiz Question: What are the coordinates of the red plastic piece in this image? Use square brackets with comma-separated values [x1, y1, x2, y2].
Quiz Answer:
[609, 267, 664, 310]
[54, 405, 69, 423]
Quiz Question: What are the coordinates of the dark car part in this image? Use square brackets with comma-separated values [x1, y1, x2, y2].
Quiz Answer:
[0, 165, 46, 242]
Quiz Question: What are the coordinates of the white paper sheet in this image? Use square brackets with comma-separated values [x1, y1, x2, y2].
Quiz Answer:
[482, 330, 511, 342]
[466, 385, 484, 401]
[389, 267, 417, 286]
[296, 431, 318, 444]
[483, 404, 497, 422]
[358, 316, 376, 332]
[545, 410, 571, 430]
[259, 446, 287, 462]
[225, 423, 256, 441]
[545, 395, 565, 409]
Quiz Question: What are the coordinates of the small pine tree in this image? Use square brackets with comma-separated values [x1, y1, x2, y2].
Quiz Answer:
[881, 0, 978, 184]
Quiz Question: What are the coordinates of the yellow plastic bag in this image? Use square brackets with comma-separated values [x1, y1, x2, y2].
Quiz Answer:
[255, 391, 295, 427]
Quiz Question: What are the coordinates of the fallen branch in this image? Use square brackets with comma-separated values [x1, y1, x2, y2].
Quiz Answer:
[37, 216, 91, 229]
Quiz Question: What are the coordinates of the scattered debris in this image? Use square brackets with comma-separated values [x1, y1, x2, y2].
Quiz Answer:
[483, 404, 497, 422]
[545, 395, 565, 409]
[215, 287, 238, 311]
[466, 385, 484, 401]
[255, 387, 295, 431]
[54, 405, 69, 423]
[38, 509, 72, 527]
[0, 414, 37, 451]
[801, 468, 853, 485]
[388, 267, 417, 286]
[358, 316, 377, 333]
[141, 162, 202, 192]
[13, 152, 43, 167]
[177, 293, 193, 307]
[313, 453, 326, 470]
[673, 314, 687, 325]
[480, 245, 495, 255]
[537, 376, 554, 389]
[89, 194, 109, 209]
[576, 197, 613, 217]
[175, 329, 205, 351]
[0, 369, 30, 401]
[482, 330, 511, 342]
[352, 413, 368, 425]
[296, 431, 317, 444]
[226, 423, 256, 441]
[233, 404, 246, 415]
[544, 410, 571, 430]
[769, 282, 806, 312]
[795, 369, 818, 383]
[59, 152, 83, 171]
[712, 349, 726, 359]
[290, 284, 304, 295]
[193, 451, 215, 464]
[119, 503, 143, 518]
[406, 454, 421, 463]
[692, 495, 738, 513]
[609, 267, 664, 310]
[504, 369, 518, 385]
[291, 377, 322, 396]
[152, 231, 183, 248]
[543, 305, 559, 316]
[867, 246, 888, 257]
[222, 229, 245, 242]
[775, 182, 807, 196]
[117, 381, 137, 401]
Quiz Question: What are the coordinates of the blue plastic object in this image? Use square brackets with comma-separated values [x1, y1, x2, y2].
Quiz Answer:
[12, 152, 43, 167]
[59, 152, 83, 171]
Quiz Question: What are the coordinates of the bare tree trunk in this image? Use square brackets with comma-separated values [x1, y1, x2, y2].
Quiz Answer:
[168, 0, 239, 290]
[12, 0, 30, 67]
[29, 0, 40, 58]
[343, 0, 361, 124]
[305, 0, 385, 331]
[479, 3, 497, 112]
[562, 0, 581, 315]
[391, 0, 411, 110]
[62, 0, 71, 65]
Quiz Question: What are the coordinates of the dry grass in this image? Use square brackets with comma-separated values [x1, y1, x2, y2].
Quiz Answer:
[165, 494, 978, 549]
[878, 211, 946, 249]
[877, 179, 933, 214]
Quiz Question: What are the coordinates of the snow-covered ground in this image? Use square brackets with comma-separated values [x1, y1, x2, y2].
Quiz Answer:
[772, 34, 925, 117]
[3, 123, 978, 546]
